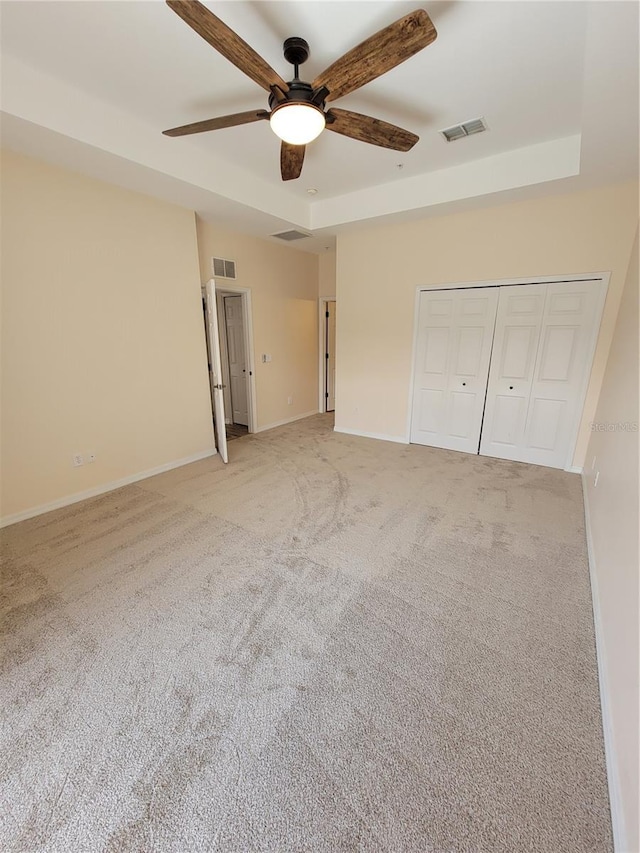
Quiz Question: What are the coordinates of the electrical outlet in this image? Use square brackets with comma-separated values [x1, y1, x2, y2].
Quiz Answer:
[87, 452, 96, 464]
[72, 454, 84, 467]
[594, 470, 600, 487]
[287, 396, 293, 405]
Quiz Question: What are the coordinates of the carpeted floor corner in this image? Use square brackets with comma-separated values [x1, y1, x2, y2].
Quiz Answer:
[0, 414, 613, 851]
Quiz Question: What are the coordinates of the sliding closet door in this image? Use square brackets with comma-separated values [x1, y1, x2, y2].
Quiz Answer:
[410, 288, 498, 453]
[480, 281, 601, 468]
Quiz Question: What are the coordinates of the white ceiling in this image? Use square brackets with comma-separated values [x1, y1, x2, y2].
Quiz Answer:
[1, 1, 638, 252]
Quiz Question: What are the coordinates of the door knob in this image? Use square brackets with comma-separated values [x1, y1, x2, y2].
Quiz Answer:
[509, 385, 514, 390]
[462, 382, 466, 387]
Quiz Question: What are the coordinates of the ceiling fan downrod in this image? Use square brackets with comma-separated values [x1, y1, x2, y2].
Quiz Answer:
[268, 37, 329, 112]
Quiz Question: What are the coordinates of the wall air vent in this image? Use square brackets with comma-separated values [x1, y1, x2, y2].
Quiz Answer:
[211, 257, 236, 279]
[440, 117, 488, 142]
[272, 229, 311, 241]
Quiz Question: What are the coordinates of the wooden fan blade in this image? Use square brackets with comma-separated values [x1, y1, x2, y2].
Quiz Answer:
[326, 108, 418, 151]
[166, 0, 288, 93]
[280, 142, 305, 181]
[163, 110, 269, 137]
[312, 9, 436, 103]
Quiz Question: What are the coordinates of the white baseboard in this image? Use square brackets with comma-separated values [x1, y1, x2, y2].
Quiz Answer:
[0, 449, 217, 529]
[581, 473, 626, 852]
[254, 410, 319, 433]
[333, 426, 409, 445]
[565, 465, 584, 474]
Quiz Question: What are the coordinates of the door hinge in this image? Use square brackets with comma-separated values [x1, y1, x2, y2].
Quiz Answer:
[325, 392, 329, 398]
[325, 352, 329, 359]
[325, 311, 330, 318]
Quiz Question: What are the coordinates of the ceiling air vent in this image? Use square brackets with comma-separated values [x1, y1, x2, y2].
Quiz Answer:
[440, 117, 488, 142]
[211, 257, 236, 279]
[272, 229, 311, 241]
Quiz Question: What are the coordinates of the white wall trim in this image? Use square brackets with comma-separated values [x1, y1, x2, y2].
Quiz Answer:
[255, 410, 319, 434]
[581, 472, 626, 852]
[565, 465, 584, 474]
[334, 426, 409, 445]
[0, 449, 216, 529]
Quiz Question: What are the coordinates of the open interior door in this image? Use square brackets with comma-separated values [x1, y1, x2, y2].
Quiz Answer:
[204, 280, 228, 463]
[326, 301, 336, 412]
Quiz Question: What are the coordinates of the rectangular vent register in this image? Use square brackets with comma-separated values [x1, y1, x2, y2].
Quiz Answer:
[211, 257, 236, 279]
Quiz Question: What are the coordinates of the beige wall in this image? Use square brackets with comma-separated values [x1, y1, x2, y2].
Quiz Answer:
[1, 150, 214, 521]
[319, 249, 336, 297]
[583, 225, 639, 852]
[335, 181, 639, 467]
[196, 221, 319, 430]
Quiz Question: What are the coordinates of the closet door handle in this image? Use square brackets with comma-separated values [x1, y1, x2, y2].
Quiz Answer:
[462, 382, 466, 387]
[509, 385, 514, 390]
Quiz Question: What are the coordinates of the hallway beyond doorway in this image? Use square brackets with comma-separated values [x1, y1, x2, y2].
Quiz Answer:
[226, 422, 249, 441]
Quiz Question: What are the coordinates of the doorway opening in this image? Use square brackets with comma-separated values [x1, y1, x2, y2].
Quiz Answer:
[202, 281, 257, 462]
[217, 290, 251, 441]
[319, 298, 336, 413]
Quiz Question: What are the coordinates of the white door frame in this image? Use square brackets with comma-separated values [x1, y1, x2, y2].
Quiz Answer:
[203, 280, 257, 434]
[406, 272, 610, 472]
[318, 297, 336, 413]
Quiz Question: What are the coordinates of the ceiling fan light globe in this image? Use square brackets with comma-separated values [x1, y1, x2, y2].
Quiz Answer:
[270, 103, 325, 146]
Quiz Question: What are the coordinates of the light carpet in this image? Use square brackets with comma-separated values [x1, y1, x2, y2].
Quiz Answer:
[1, 414, 612, 852]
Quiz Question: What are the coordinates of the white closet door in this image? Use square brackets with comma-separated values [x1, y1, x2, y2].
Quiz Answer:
[480, 282, 601, 468]
[224, 296, 249, 426]
[478, 284, 546, 462]
[410, 288, 499, 453]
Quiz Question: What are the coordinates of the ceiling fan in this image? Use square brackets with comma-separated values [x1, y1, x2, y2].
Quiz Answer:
[162, 0, 437, 181]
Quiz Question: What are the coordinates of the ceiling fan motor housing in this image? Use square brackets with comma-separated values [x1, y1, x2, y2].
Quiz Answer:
[269, 78, 322, 110]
